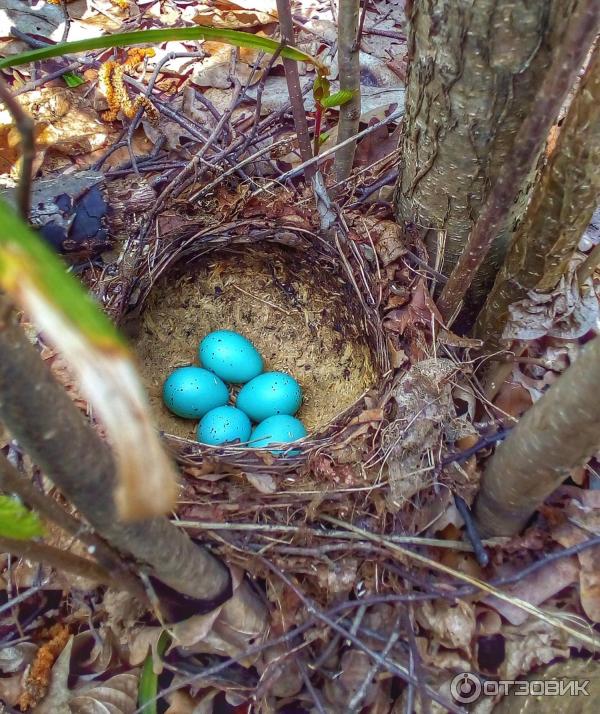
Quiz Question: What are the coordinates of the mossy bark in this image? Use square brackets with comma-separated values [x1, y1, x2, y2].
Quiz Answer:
[475, 43, 600, 349]
[394, 0, 574, 319]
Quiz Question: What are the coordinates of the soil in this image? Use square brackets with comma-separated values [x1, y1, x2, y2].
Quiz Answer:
[129, 246, 377, 440]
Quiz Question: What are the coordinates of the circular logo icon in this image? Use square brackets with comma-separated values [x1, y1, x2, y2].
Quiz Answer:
[450, 672, 482, 703]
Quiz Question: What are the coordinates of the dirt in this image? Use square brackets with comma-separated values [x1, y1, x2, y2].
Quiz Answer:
[129, 246, 377, 440]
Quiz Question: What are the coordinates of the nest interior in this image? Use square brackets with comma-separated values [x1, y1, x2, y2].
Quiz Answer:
[127, 243, 378, 442]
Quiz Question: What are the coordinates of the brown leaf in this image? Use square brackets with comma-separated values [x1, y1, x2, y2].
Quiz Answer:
[70, 673, 139, 713]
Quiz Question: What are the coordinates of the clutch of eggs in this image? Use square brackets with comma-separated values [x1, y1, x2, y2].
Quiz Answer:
[163, 330, 306, 451]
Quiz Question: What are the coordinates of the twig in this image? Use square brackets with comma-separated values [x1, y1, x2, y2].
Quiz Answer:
[454, 494, 489, 567]
[0, 453, 149, 605]
[322, 516, 600, 649]
[437, 0, 600, 320]
[0, 76, 35, 220]
[276, 0, 315, 180]
[58, 0, 71, 43]
[252, 107, 403, 194]
[259, 556, 466, 713]
[347, 612, 403, 713]
[334, 0, 361, 183]
[0, 536, 116, 586]
[297, 658, 328, 714]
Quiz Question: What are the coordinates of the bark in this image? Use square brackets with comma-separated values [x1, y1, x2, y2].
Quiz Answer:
[0, 453, 149, 604]
[475, 42, 600, 349]
[0, 308, 266, 635]
[334, 0, 361, 183]
[394, 0, 575, 318]
[0, 537, 114, 587]
[436, 0, 599, 322]
[474, 334, 600, 536]
[276, 0, 314, 178]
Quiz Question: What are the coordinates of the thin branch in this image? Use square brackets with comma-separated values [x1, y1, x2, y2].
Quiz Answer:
[0, 536, 115, 586]
[276, 0, 315, 179]
[437, 0, 600, 321]
[252, 107, 403, 194]
[0, 453, 149, 605]
[0, 76, 35, 220]
[334, 0, 362, 183]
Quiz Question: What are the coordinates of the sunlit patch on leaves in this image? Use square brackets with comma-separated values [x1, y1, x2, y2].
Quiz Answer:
[0, 199, 178, 521]
[0, 495, 44, 540]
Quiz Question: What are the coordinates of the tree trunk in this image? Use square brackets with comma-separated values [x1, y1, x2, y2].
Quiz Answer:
[475, 42, 600, 350]
[474, 334, 600, 536]
[394, 0, 575, 320]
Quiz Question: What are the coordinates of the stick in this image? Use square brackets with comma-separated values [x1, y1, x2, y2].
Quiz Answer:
[276, 0, 315, 180]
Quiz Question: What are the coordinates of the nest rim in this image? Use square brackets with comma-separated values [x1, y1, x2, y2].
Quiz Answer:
[112, 221, 390, 470]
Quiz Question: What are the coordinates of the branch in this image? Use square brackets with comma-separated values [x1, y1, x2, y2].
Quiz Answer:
[474, 333, 600, 536]
[475, 42, 600, 349]
[276, 0, 315, 180]
[0, 536, 115, 586]
[436, 0, 600, 321]
[334, 0, 362, 184]
[0, 76, 34, 220]
[0, 304, 266, 637]
[0, 453, 149, 605]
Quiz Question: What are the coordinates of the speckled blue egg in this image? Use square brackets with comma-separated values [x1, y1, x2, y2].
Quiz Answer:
[236, 371, 302, 422]
[199, 330, 263, 384]
[196, 406, 252, 446]
[163, 367, 229, 419]
[250, 415, 307, 454]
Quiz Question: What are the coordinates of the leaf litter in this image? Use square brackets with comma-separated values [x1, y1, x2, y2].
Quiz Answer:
[1, 0, 600, 712]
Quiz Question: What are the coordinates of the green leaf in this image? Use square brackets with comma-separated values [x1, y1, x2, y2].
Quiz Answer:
[62, 71, 85, 88]
[0, 198, 124, 349]
[0, 27, 326, 73]
[312, 73, 331, 103]
[318, 131, 330, 145]
[0, 496, 44, 540]
[138, 632, 170, 714]
[0, 200, 179, 522]
[320, 89, 355, 108]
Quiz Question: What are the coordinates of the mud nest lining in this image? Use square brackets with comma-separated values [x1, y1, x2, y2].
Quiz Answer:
[129, 244, 379, 444]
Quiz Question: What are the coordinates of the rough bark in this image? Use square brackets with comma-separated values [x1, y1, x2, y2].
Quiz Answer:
[0, 309, 266, 636]
[475, 42, 600, 349]
[334, 0, 361, 183]
[474, 334, 600, 536]
[436, 0, 599, 321]
[394, 0, 575, 318]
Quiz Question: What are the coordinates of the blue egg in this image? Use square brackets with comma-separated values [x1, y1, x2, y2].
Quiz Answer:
[199, 330, 263, 384]
[197, 406, 252, 446]
[250, 415, 307, 454]
[163, 366, 229, 419]
[236, 371, 302, 422]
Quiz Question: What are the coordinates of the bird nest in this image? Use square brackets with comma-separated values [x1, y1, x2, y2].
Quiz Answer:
[115, 220, 390, 473]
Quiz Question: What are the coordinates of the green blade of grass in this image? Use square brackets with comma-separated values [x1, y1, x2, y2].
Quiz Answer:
[138, 631, 170, 714]
[0, 27, 326, 73]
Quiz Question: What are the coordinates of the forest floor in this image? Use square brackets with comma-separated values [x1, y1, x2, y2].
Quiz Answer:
[1, 1, 600, 713]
